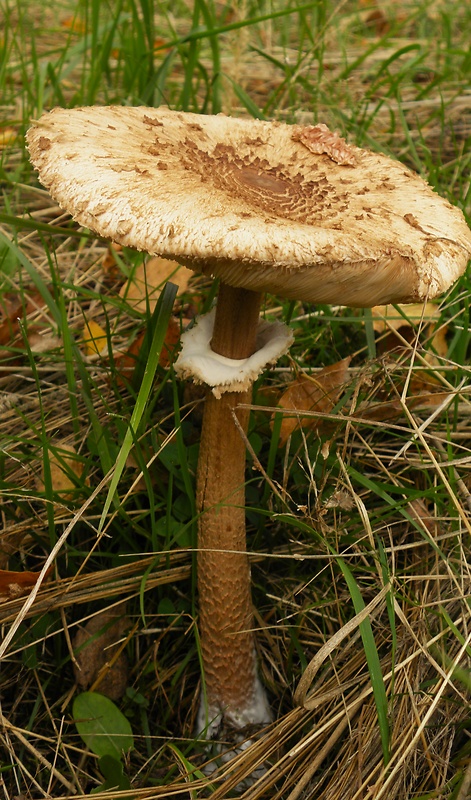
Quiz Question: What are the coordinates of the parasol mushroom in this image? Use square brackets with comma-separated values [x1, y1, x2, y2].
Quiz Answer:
[26, 106, 471, 737]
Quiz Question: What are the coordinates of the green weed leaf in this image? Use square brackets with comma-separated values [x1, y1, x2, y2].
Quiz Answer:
[92, 754, 132, 794]
[73, 692, 134, 759]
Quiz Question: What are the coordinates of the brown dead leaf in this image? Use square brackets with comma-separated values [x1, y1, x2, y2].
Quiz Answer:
[0, 296, 22, 341]
[153, 36, 172, 53]
[372, 303, 439, 333]
[274, 357, 351, 446]
[0, 290, 49, 345]
[72, 604, 130, 700]
[61, 15, 87, 32]
[0, 289, 58, 376]
[159, 315, 182, 368]
[372, 304, 448, 359]
[365, 8, 389, 34]
[359, 0, 390, 35]
[408, 498, 445, 538]
[115, 316, 183, 386]
[0, 567, 53, 602]
[101, 243, 123, 282]
[119, 257, 193, 313]
[115, 330, 145, 386]
[27, 326, 61, 353]
[355, 370, 452, 423]
[0, 297, 23, 373]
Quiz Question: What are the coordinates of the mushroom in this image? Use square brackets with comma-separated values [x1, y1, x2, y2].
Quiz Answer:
[26, 106, 471, 737]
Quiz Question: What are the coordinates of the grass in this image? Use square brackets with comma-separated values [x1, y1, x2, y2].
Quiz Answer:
[1, 0, 471, 797]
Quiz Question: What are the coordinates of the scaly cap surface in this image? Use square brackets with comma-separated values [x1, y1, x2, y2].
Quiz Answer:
[27, 106, 471, 307]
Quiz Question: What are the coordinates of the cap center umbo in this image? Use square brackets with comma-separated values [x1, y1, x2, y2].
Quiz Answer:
[178, 139, 349, 225]
[227, 159, 349, 224]
[237, 166, 289, 194]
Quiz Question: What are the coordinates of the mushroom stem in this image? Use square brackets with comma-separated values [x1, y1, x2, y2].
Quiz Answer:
[196, 283, 271, 734]
[210, 282, 262, 358]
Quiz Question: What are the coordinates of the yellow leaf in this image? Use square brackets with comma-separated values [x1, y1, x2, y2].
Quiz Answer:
[82, 319, 107, 356]
[428, 326, 448, 358]
[36, 442, 88, 498]
[372, 303, 448, 358]
[371, 303, 440, 333]
[0, 126, 18, 149]
[119, 257, 193, 313]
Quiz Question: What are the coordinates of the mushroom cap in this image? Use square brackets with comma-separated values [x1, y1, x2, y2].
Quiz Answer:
[27, 106, 471, 307]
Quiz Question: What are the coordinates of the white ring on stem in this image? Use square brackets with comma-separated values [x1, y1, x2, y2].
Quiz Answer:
[175, 308, 294, 398]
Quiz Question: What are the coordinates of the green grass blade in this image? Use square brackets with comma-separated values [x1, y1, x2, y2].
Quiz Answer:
[97, 281, 178, 534]
[0, 213, 94, 238]
[336, 557, 390, 765]
[362, 308, 377, 361]
[154, 2, 322, 52]
[0, 230, 61, 326]
[227, 79, 266, 119]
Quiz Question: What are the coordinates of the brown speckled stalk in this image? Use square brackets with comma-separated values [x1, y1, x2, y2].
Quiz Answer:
[197, 284, 264, 728]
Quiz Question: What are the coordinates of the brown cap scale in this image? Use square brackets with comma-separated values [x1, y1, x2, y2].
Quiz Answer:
[27, 106, 471, 737]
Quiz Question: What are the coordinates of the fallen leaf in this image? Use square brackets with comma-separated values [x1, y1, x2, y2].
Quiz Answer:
[115, 315, 183, 386]
[114, 329, 145, 386]
[0, 289, 57, 375]
[101, 243, 123, 282]
[61, 15, 87, 32]
[27, 326, 61, 353]
[0, 567, 52, 602]
[0, 289, 49, 345]
[0, 126, 18, 149]
[153, 36, 172, 53]
[355, 372, 453, 423]
[72, 604, 131, 701]
[372, 303, 439, 332]
[408, 498, 445, 538]
[274, 357, 351, 445]
[159, 315, 182, 368]
[35, 441, 88, 498]
[372, 303, 448, 358]
[82, 319, 108, 356]
[119, 257, 193, 313]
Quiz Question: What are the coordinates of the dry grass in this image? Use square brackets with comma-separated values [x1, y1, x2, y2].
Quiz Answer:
[1, 0, 471, 797]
